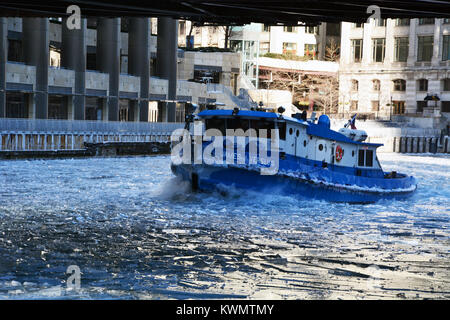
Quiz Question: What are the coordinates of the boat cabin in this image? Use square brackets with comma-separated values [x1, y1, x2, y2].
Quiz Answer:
[195, 109, 384, 177]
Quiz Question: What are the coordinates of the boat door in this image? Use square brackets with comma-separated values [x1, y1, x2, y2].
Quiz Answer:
[285, 125, 296, 155]
[315, 139, 328, 162]
[293, 127, 301, 157]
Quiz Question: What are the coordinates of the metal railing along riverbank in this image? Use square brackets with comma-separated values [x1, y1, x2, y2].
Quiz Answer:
[0, 118, 185, 152]
[0, 118, 184, 134]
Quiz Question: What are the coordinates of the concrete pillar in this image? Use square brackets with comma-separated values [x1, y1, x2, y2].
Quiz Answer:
[97, 18, 121, 121]
[394, 137, 401, 153]
[156, 17, 178, 122]
[423, 137, 428, 153]
[430, 137, 438, 153]
[23, 18, 49, 119]
[424, 137, 430, 153]
[0, 18, 7, 118]
[412, 137, 418, 153]
[418, 137, 424, 153]
[400, 136, 406, 153]
[62, 18, 87, 120]
[128, 18, 150, 122]
[445, 136, 450, 153]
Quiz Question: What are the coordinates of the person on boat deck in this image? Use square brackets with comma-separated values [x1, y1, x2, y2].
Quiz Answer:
[345, 114, 358, 130]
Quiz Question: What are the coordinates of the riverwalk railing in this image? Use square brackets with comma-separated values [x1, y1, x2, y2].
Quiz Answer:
[0, 118, 185, 151]
[0, 118, 184, 134]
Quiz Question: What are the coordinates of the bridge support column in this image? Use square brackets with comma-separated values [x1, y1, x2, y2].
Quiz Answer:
[62, 18, 87, 120]
[156, 17, 178, 122]
[129, 18, 150, 122]
[23, 18, 49, 119]
[0, 18, 6, 118]
[97, 18, 121, 121]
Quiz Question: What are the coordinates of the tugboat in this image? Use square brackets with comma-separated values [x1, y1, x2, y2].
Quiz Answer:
[171, 105, 417, 203]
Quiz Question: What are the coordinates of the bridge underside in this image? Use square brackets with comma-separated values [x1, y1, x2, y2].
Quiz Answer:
[2, 0, 450, 25]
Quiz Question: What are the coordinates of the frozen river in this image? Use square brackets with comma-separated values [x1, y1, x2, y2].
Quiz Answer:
[0, 154, 449, 299]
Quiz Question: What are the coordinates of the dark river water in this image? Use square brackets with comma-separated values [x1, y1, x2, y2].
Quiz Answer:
[0, 154, 449, 299]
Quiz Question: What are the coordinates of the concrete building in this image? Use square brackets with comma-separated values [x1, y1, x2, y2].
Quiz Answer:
[339, 18, 450, 121]
[0, 17, 244, 124]
[258, 22, 340, 61]
[176, 21, 227, 48]
[227, 22, 340, 90]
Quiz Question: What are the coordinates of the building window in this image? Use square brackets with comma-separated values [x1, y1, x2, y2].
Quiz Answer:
[350, 100, 358, 111]
[417, 79, 428, 91]
[259, 42, 270, 54]
[418, 36, 434, 62]
[7, 39, 23, 63]
[6, 92, 28, 118]
[194, 68, 220, 84]
[443, 35, 450, 61]
[443, 78, 450, 91]
[283, 42, 297, 54]
[351, 79, 359, 91]
[119, 99, 130, 122]
[442, 101, 450, 112]
[419, 18, 435, 25]
[372, 79, 381, 91]
[396, 18, 410, 26]
[283, 26, 295, 33]
[376, 19, 386, 27]
[87, 53, 96, 70]
[393, 101, 406, 114]
[306, 26, 319, 34]
[48, 95, 68, 120]
[120, 53, 128, 74]
[371, 100, 380, 111]
[393, 79, 406, 91]
[263, 24, 270, 32]
[87, 18, 97, 29]
[394, 37, 409, 62]
[351, 39, 363, 62]
[304, 44, 317, 59]
[417, 101, 427, 113]
[353, 23, 363, 28]
[85, 97, 103, 121]
[372, 38, 385, 62]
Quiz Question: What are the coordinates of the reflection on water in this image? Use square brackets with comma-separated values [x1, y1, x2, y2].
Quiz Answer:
[0, 154, 449, 299]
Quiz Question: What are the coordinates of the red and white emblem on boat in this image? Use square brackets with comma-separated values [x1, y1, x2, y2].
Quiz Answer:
[335, 145, 344, 162]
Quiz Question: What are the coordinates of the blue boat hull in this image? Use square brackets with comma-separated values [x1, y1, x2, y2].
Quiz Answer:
[171, 162, 417, 204]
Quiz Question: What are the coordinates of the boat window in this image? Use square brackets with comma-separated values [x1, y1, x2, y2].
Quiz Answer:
[205, 118, 226, 136]
[319, 144, 324, 151]
[289, 128, 293, 135]
[358, 150, 365, 166]
[226, 118, 250, 132]
[296, 130, 300, 137]
[250, 119, 275, 138]
[277, 122, 286, 140]
[365, 150, 374, 167]
[357, 149, 374, 167]
[304, 140, 307, 147]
